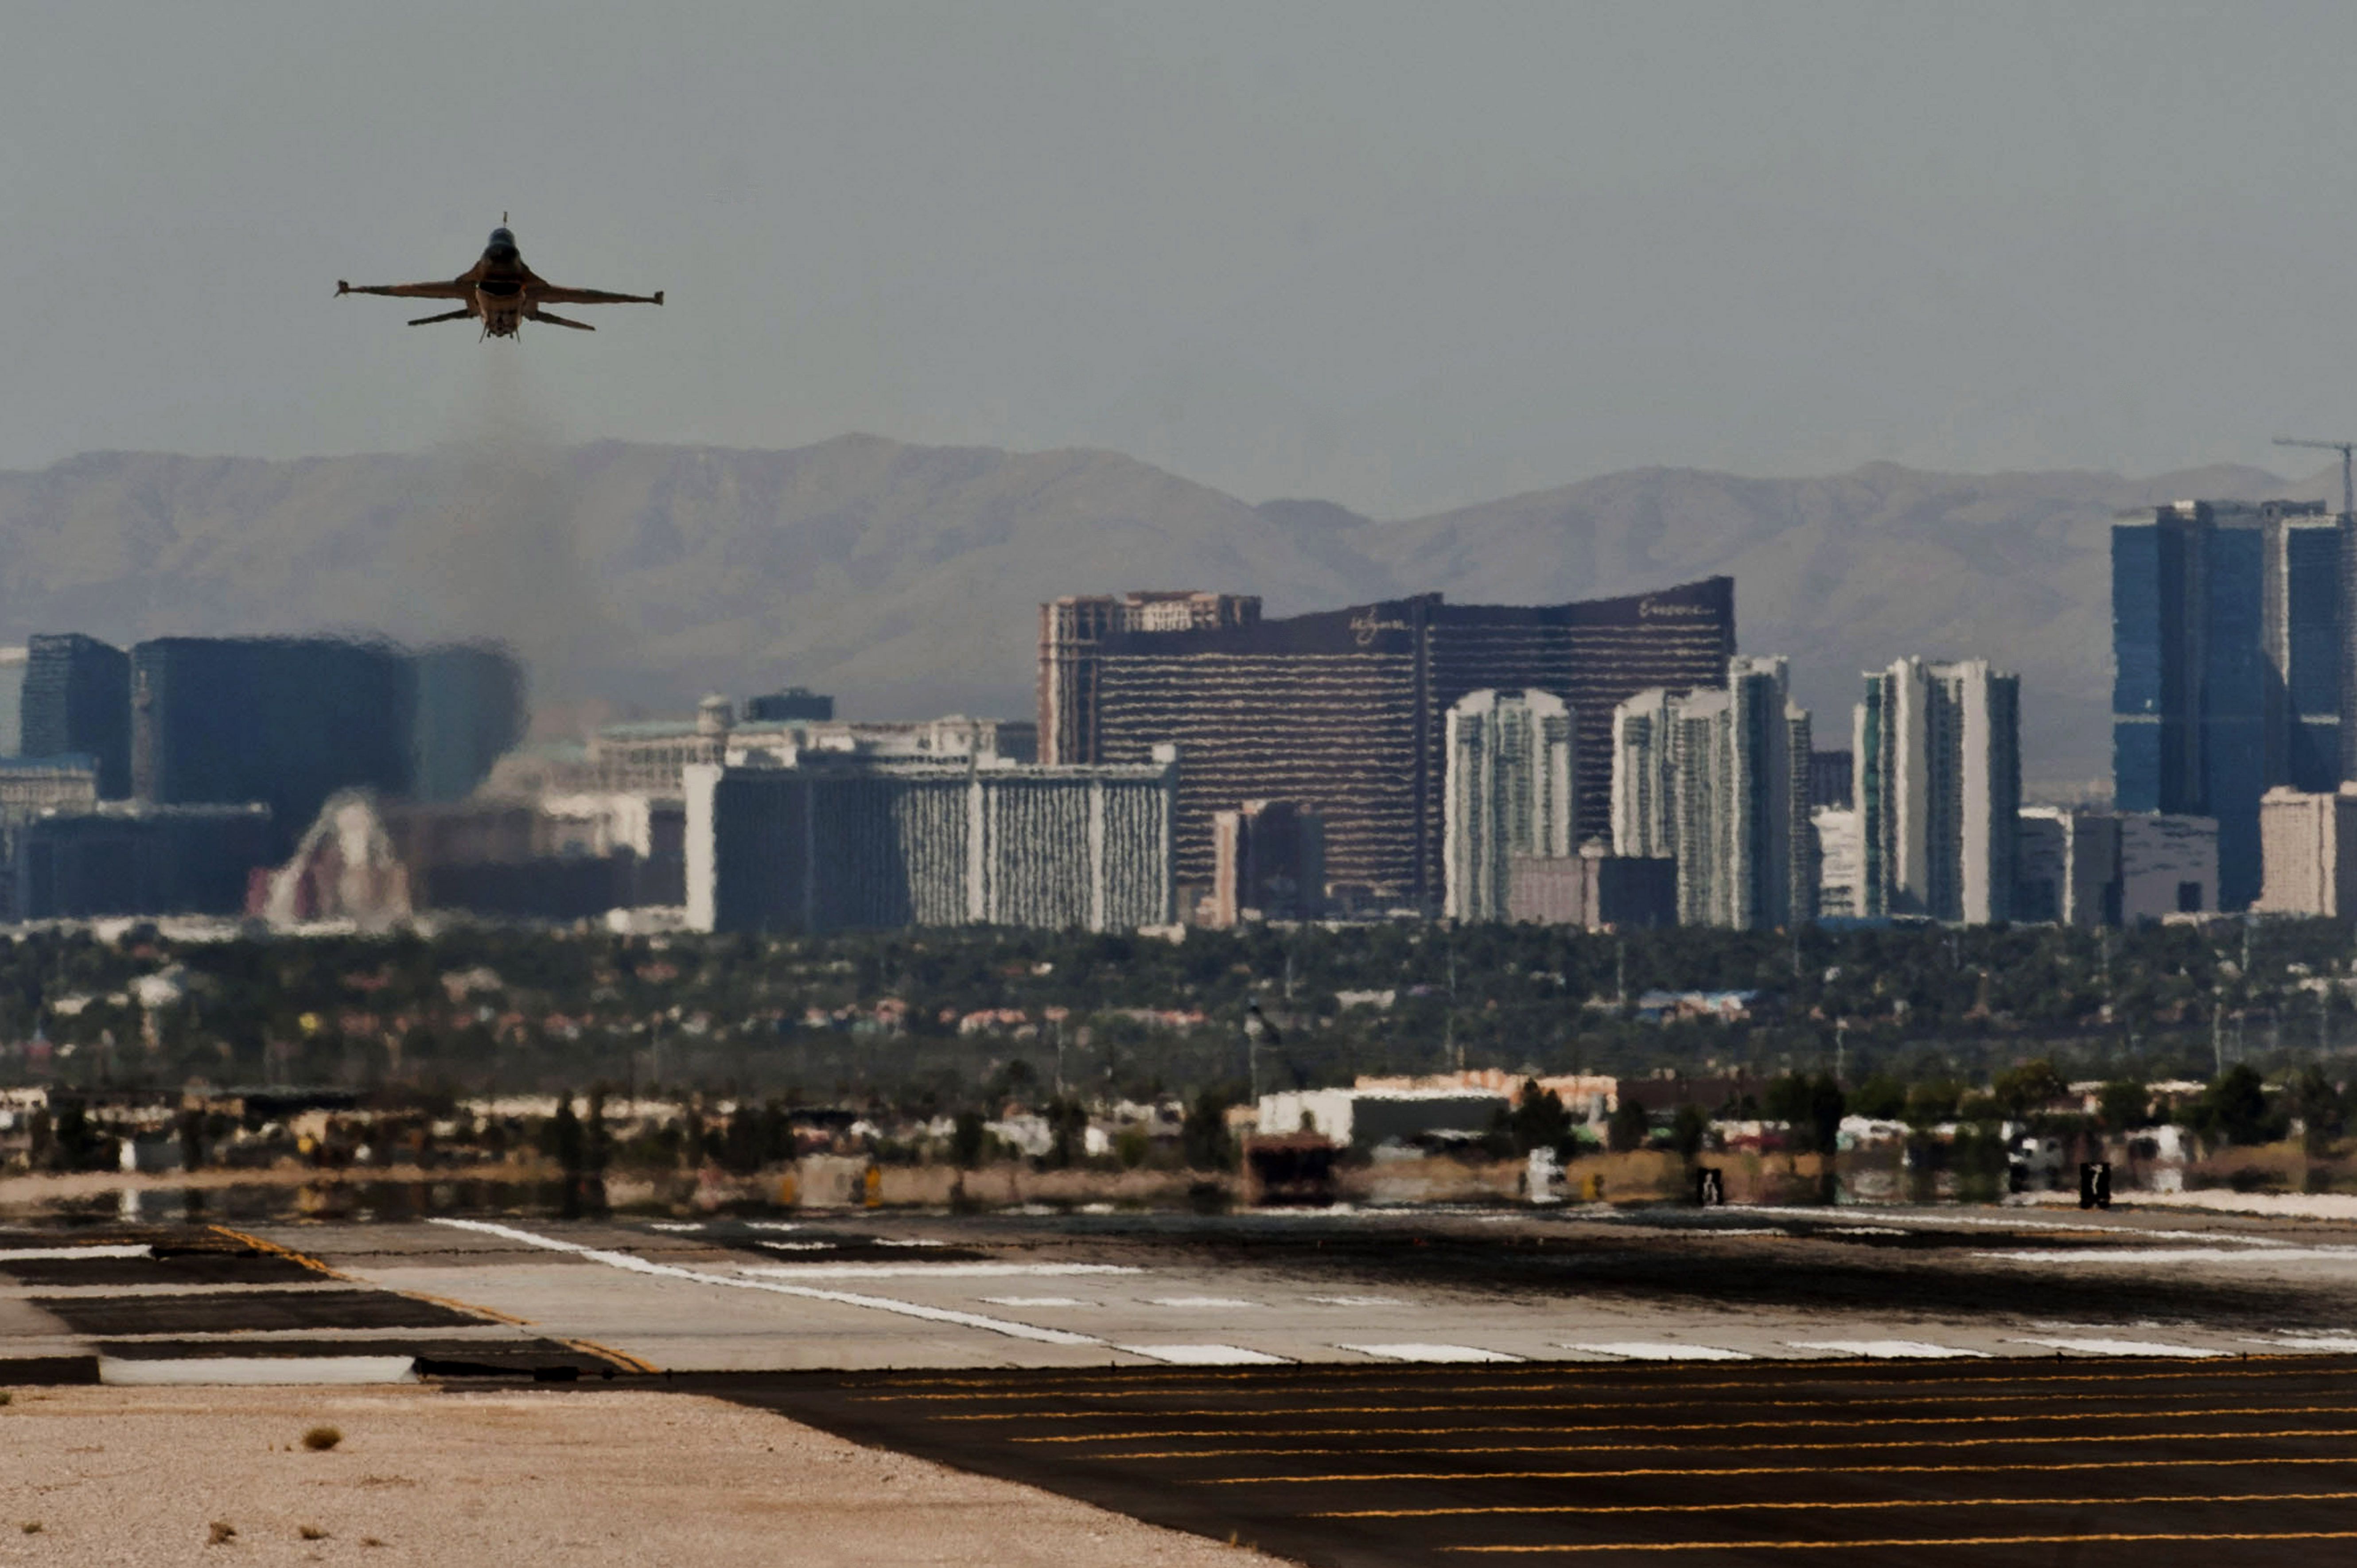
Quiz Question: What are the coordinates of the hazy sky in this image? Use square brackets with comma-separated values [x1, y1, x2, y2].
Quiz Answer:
[8, 2, 2357, 515]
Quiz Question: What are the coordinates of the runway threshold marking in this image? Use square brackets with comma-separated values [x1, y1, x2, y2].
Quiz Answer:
[428, 1218, 1101, 1348]
[1312, 1489, 2357, 1519]
[1183, 1453, 2357, 1486]
[1443, 1529, 2357, 1554]
[1106, 1423, 2357, 1462]
[1007, 1401, 2357, 1443]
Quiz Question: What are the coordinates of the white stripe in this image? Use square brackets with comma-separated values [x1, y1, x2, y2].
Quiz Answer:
[1119, 1344, 1288, 1366]
[2259, 1335, 2357, 1352]
[1563, 1342, 1752, 1361]
[1739, 1208, 2293, 1246]
[1976, 1247, 2357, 1265]
[428, 1218, 1101, 1347]
[100, 1355, 415, 1386]
[0, 1245, 151, 1262]
[2015, 1336, 2222, 1358]
[1789, 1339, 1989, 1359]
[1341, 1343, 1524, 1364]
[735, 1262, 1140, 1279]
[1147, 1296, 1256, 1308]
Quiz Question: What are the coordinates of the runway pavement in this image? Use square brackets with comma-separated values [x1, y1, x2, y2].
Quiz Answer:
[12, 1203, 2357, 1560]
[716, 1356, 2357, 1565]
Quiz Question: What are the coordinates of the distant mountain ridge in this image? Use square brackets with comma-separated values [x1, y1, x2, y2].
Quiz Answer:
[0, 437, 2323, 780]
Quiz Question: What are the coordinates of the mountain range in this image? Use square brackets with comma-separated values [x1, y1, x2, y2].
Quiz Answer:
[0, 436, 2328, 784]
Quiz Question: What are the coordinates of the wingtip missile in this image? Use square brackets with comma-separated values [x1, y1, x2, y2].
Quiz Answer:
[336, 280, 350, 295]
[654, 291, 665, 306]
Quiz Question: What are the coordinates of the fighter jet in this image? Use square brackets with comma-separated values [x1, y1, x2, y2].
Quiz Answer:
[337, 217, 662, 338]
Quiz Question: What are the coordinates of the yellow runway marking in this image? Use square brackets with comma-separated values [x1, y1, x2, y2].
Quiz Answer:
[208, 1225, 351, 1281]
[207, 1224, 538, 1333]
[1012, 1401, 2357, 1444]
[872, 1361, 2340, 1408]
[1445, 1529, 2357, 1554]
[1313, 1488, 2357, 1519]
[1185, 1453, 2357, 1486]
[1105, 1423, 2357, 1462]
[556, 1336, 658, 1374]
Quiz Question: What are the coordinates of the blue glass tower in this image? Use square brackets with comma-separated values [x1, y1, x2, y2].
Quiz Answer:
[2112, 500, 2347, 911]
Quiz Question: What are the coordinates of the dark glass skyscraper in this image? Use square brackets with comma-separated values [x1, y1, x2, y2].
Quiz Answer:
[21, 633, 132, 798]
[411, 643, 527, 803]
[2112, 499, 2348, 910]
[132, 637, 415, 852]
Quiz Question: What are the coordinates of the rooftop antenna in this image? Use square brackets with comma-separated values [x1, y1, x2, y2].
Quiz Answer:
[2273, 437, 2356, 516]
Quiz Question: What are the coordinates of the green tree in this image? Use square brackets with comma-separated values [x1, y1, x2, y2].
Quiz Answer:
[1607, 1096, 1651, 1153]
[1992, 1059, 2069, 1119]
[1508, 1081, 1571, 1157]
[1181, 1091, 1233, 1171]
[1669, 1102, 1710, 1161]
[950, 1110, 987, 1169]
[2097, 1079, 2150, 1134]
[1905, 1081, 1962, 1129]
[1765, 1072, 1845, 1155]
[1043, 1097, 1089, 1169]
[2292, 1067, 2345, 1157]
[1850, 1073, 1907, 1122]
[2184, 1064, 2283, 1148]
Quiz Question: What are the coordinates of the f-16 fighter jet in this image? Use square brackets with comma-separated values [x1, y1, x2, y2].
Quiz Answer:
[337, 217, 663, 338]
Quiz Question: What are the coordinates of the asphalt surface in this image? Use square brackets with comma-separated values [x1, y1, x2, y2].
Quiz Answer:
[716, 1356, 2357, 1566]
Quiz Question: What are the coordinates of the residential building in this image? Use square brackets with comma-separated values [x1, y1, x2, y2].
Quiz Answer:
[685, 748, 1178, 935]
[2112, 499, 2350, 908]
[1050, 580, 1735, 907]
[1614, 656, 1812, 928]
[2015, 806, 2123, 927]
[1442, 689, 1575, 921]
[2255, 786, 2357, 919]
[1505, 842, 1676, 930]
[1813, 806, 1861, 919]
[1856, 656, 2022, 923]
[1809, 749, 1855, 809]
[2120, 813, 2218, 920]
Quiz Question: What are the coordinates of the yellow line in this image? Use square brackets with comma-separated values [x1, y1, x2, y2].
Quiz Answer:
[208, 1224, 351, 1281]
[1446, 1529, 2357, 1554]
[878, 1362, 2341, 1409]
[556, 1336, 659, 1375]
[1313, 1489, 2357, 1520]
[1012, 1402, 2357, 1444]
[1185, 1453, 2357, 1486]
[1104, 1424, 2357, 1463]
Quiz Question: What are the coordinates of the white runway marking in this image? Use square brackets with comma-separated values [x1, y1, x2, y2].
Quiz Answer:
[735, 1262, 1140, 1280]
[99, 1355, 416, 1386]
[758, 1241, 835, 1251]
[1147, 1296, 1256, 1308]
[1829, 1226, 1908, 1236]
[1789, 1339, 1989, 1359]
[1738, 1208, 2293, 1246]
[0, 1245, 151, 1262]
[1304, 1295, 1404, 1307]
[980, 1296, 1092, 1308]
[429, 1219, 1102, 1347]
[1120, 1344, 1288, 1366]
[1975, 1246, 2357, 1265]
[875, 1239, 947, 1248]
[2015, 1336, 2222, 1358]
[1564, 1342, 1753, 1361]
[2261, 1334, 2357, 1353]
[644, 1222, 704, 1233]
[742, 1221, 801, 1232]
[1342, 1343, 1524, 1364]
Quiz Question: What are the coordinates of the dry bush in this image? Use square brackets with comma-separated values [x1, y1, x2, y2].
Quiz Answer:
[301, 1425, 343, 1452]
[299, 1524, 328, 1541]
[208, 1520, 236, 1545]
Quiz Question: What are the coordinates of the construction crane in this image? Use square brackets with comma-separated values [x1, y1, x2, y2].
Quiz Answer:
[2273, 436, 2356, 516]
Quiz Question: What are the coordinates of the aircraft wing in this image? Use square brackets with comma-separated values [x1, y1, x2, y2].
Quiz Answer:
[530, 283, 665, 307]
[337, 277, 475, 300]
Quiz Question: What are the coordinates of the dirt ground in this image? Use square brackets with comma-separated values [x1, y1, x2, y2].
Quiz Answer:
[0, 1385, 1290, 1566]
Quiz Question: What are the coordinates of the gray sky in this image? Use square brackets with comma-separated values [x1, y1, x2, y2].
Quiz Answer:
[7, 1, 2357, 516]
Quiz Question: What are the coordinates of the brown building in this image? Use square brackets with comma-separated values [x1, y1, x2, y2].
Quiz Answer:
[1039, 592, 1261, 765]
[1207, 799, 1325, 926]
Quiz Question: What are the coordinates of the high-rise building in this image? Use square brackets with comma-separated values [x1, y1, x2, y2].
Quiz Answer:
[1505, 842, 1676, 930]
[1046, 579, 1735, 905]
[23, 634, 131, 798]
[1809, 749, 1855, 809]
[1613, 656, 1811, 928]
[1813, 806, 1861, 919]
[1208, 800, 1326, 927]
[2119, 813, 2217, 920]
[1443, 690, 1574, 922]
[410, 643, 526, 804]
[2112, 499, 2349, 908]
[2014, 807, 2123, 928]
[0, 647, 27, 757]
[11, 802, 274, 920]
[745, 687, 835, 723]
[685, 749, 1178, 935]
[2256, 785, 2357, 919]
[132, 637, 412, 853]
[1039, 592, 1261, 767]
[1857, 656, 2021, 924]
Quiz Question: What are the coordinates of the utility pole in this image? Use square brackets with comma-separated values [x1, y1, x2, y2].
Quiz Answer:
[2274, 437, 2357, 515]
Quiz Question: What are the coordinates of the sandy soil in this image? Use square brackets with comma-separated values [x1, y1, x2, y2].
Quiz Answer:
[0, 1386, 1289, 1566]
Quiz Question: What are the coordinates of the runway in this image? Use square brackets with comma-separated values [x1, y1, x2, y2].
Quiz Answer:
[717, 1356, 2357, 1565]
